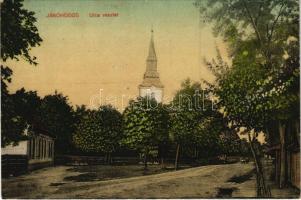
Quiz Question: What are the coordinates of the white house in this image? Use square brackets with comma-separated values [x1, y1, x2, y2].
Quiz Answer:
[2, 127, 55, 173]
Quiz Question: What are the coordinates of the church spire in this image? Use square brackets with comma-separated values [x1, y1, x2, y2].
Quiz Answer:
[145, 29, 158, 75]
[147, 29, 157, 61]
[139, 28, 163, 89]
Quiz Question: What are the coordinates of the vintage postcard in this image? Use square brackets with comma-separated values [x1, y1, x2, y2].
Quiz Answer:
[1, 0, 300, 199]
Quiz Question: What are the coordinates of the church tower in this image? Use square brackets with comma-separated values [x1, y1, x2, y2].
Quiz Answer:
[139, 29, 164, 102]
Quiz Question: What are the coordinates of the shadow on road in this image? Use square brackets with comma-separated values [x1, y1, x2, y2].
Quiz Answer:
[216, 187, 237, 198]
[227, 169, 255, 184]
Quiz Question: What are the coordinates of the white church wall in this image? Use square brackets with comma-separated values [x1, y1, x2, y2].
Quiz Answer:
[139, 87, 163, 103]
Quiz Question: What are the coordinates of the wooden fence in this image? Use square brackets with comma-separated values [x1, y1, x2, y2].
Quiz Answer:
[289, 152, 300, 189]
[54, 155, 141, 165]
[2, 155, 28, 177]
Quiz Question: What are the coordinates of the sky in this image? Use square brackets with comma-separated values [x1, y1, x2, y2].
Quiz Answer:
[7, 0, 229, 110]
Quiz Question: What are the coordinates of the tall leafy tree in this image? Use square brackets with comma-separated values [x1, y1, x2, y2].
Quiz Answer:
[194, 117, 222, 158]
[204, 47, 273, 197]
[195, 111, 240, 161]
[198, 0, 299, 194]
[73, 105, 123, 164]
[197, 0, 298, 69]
[1, 0, 42, 146]
[169, 79, 214, 169]
[37, 92, 75, 154]
[1, 67, 27, 146]
[123, 97, 169, 170]
[1, 0, 42, 65]
[12, 88, 42, 125]
[73, 105, 90, 124]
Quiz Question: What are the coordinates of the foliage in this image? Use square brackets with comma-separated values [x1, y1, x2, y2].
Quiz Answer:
[73, 105, 123, 154]
[37, 92, 75, 154]
[197, 0, 299, 68]
[219, 129, 241, 157]
[1, 0, 43, 65]
[169, 79, 205, 147]
[1, 66, 28, 146]
[169, 79, 231, 161]
[12, 88, 42, 125]
[198, 0, 299, 195]
[195, 117, 222, 157]
[218, 62, 269, 132]
[1, 66, 12, 92]
[239, 138, 251, 156]
[198, 112, 241, 157]
[1, 0, 42, 146]
[122, 97, 169, 158]
[73, 105, 90, 124]
[199, 0, 299, 135]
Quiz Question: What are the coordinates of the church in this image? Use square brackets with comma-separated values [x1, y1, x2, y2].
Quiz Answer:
[139, 29, 164, 103]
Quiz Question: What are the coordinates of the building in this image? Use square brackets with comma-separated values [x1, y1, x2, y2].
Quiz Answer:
[2, 127, 55, 176]
[266, 144, 300, 189]
[265, 121, 300, 189]
[139, 29, 164, 103]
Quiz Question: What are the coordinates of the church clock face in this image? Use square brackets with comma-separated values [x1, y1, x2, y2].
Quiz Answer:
[139, 29, 164, 103]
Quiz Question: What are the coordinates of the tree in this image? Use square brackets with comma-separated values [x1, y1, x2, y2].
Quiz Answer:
[1, 0, 42, 146]
[37, 92, 75, 154]
[123, 97, 169, 170]
[73, 105, 123, 164]
[1, 83, 43, 148]
[195, 117, 222, 159]
[1, 67, 27, 146]
[198, 0, 299, 137]
[218, 129, 241, 162]
[205, 48, 272, 197]
[239, 138, 252, 157]
[73, 105, 90, 124]
[195, 111, 241, 162]
[169, 79, 213, 169]
[12, 88, 42, 125]
[1, 0, 42, 65]
[153, 103, 170, 169]
[198, 0, 299, 194]
[197, 0, 299, 70]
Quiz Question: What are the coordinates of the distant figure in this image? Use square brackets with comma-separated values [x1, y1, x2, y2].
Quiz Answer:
[240, 157, 250, 164]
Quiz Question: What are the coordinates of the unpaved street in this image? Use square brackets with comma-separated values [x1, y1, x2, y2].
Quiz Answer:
[2, 163, 256, 198]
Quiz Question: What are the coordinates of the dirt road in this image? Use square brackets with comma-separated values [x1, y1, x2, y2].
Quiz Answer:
[2, 163, 256, 198]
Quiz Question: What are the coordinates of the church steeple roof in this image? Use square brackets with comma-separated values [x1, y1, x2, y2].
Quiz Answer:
[139, 29, 163, 88]
[147, 29, 157, 61]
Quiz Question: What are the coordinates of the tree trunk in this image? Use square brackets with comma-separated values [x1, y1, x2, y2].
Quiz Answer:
[161, 157, 165, 169]
[110, 153, 112, 165]
[248, 133, 270, 197]
[104, 153, 108, 165]
[294, 120, 300, 146]
[279, 121, 287, 188]
[175, 143, 180, 171]
[108, 152, 112, 165]
[144, 152, 148, 170]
